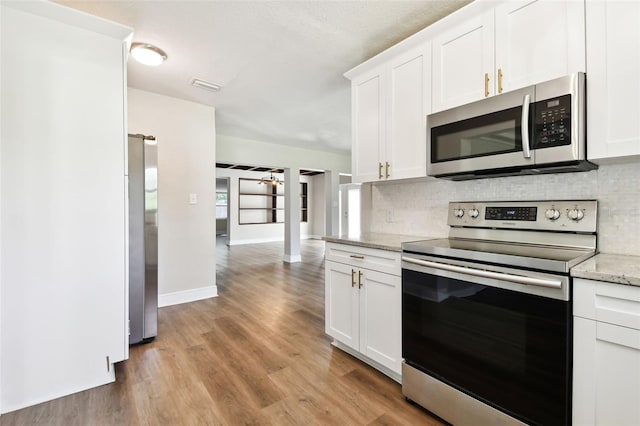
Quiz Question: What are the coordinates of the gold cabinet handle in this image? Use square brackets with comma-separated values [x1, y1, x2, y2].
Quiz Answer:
[498, 68, 503, 94]
[385, 162, 390, 178]
[484, 73, 490, 97]
[351, 269, 356, 287]
[350, 254, 365, 259]
[358, 271, 363, 289]
[378, 162, 383, 179]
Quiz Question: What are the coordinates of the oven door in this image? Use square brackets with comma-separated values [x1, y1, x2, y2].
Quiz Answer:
[427, 85, 535, 178]
[401, 254, 571, 426]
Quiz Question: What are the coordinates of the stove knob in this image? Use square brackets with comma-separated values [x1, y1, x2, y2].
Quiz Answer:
[567, 208, 585, 221]
[469, 208, 480, 218]
[454, 208, 465, 218]
[545, 208, 560, 221]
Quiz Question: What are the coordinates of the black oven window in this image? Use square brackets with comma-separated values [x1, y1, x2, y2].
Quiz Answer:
[402, 269, 571, 426]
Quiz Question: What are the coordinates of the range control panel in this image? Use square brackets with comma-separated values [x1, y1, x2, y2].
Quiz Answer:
[485, 206, 538, 221]
[449, 200, 597, 233]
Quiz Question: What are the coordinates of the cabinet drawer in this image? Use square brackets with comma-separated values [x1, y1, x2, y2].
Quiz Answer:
[574, 278, 640, 330]
[325, 242, 401, 276]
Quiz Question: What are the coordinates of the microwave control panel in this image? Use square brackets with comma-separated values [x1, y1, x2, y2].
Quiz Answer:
[533, 94, 571, 148]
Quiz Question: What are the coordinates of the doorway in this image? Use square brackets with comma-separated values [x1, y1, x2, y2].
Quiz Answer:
[215, 177, 230, 246]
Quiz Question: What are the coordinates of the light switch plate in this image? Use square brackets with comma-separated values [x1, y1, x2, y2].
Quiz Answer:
[189, 193, 198, 204]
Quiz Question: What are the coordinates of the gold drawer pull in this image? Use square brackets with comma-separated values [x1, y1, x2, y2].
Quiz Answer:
[350, 254, 365, 259]
[484, 72, 490, 97]
[378, 162, 383, 179]
[351, 269, 356, 287]
[385, 162, 390, 178]
[498, 68, 503, 94]
[358, 271, 364, 288]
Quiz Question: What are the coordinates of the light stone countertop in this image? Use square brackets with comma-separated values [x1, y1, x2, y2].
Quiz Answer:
[571, 253, 640, 287]
[324, 235, 640, 286]
[322, 232, 432, 252]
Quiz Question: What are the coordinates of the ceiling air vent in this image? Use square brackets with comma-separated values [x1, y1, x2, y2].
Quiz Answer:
[190, 78, 222, 92]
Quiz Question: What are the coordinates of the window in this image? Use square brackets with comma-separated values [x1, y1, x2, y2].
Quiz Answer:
[216, 191, 228, 219]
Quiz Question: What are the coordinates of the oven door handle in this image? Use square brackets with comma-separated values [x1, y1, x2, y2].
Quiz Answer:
[402, 256, 562, 289]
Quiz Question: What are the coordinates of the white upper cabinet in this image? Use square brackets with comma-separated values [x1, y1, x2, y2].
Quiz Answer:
[349, 43, 430, 183]
[432, 11, 495, 112]
[352, 67, 386, 183]
[387, 45, 430, 181]
[585, 0, 640, 162]
[432, 0, 585, 113]
[495, 0, 585, 94]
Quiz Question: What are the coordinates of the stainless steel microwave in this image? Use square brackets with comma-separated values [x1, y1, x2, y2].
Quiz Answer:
[427, 73, 596, 180]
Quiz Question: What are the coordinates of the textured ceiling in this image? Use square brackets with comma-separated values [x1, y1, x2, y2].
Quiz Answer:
[54, 0, 471, 154]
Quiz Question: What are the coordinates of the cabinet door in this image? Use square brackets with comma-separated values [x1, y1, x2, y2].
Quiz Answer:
[432, 10, 494, 112]
[586, 0, 640, 161]
[352, 67, 386, 183]
[359, 269, 401, 374]
[325, 261, 359, 351]
[386, 43, 430, 181]
[573, 317, 640, 426]
[1, 4, 130, 411]
[495, 0, 585, 93]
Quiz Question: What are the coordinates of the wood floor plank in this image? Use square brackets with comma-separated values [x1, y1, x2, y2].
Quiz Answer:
[0, 238, 443, 425]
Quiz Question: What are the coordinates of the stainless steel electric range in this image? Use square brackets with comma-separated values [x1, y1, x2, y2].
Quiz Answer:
[401, 200, 598, 426]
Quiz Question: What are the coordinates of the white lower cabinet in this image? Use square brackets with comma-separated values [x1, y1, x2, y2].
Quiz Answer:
[573, 278, 640, 426]
[325, 243, 402, 378]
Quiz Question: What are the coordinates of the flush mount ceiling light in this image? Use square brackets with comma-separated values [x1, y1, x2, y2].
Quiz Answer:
[259, 172, 283, 186]
[191, 78, 223, 92]
[130, 43, 167, 66]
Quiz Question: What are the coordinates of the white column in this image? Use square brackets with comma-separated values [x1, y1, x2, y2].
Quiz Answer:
[324, 170, 340, 236]
[284, 168, 301, 263]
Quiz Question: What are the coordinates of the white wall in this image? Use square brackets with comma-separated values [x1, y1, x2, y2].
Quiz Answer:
[1, 2, 131, 413]
[368, 162, 640, 256]
[128, 88, 217, 307]
[216, 168, 321, 245]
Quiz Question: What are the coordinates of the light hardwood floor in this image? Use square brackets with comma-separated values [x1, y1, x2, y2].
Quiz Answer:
[1, 238, 444, 425]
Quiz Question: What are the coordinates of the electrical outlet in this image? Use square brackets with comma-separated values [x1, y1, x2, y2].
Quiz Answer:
[189, 193, 198, 204]
[386, 209, 393, 223]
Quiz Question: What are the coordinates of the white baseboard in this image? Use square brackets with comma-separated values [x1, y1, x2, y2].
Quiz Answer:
[158, 285, 218, 308]
[228, 235, 319, 246]
[228, 237, 282, 246]
[283, 254, 302, 263]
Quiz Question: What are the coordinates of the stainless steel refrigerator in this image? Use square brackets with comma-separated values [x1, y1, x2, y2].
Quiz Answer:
[128, 134, 158, 344]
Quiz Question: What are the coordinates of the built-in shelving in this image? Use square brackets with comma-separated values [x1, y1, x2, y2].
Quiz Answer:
[238, 178, 308, 225]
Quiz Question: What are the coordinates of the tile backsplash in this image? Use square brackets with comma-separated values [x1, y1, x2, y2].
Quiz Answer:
[366, 162, 640, 256]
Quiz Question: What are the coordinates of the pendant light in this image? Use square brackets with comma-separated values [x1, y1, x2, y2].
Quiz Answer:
[258, 172, 283, 186]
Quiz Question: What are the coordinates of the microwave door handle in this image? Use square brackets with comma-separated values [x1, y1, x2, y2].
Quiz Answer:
[521, 94, 531, 159]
